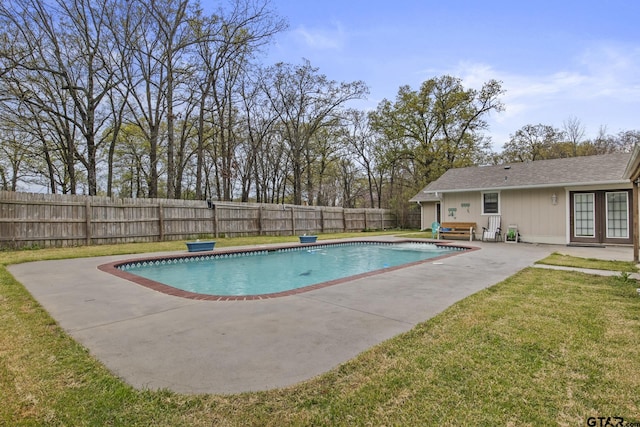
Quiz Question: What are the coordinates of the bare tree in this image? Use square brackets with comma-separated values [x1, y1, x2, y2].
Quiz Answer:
[120, 0, 189, 197]
[146, 0, 196, 199]
[344, 109, 383, 207]
[0, 0, 130, 195]
[306, 125, 344, 206]
[501, 123, 564, 162]
[0, 126, 32, 191]
[562, 116, 585, 156]
[613, 130, 640, 152]
[579, 125, 636, 156]
[191, 0, 286, 200]
[236, 69, 280, 202]
[261, 60, 368, 205]
[337, 158, 355, 208]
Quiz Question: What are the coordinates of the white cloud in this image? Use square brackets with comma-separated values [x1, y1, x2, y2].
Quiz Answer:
[425, 42, 639, 149]
[574, 43, 640, 99]
[291, 22, 346, 50]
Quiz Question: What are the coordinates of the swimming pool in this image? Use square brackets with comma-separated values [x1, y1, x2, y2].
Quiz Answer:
[100, 241, 469, 300]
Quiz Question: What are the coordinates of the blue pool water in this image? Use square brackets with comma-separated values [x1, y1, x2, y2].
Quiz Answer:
[119, 242, 461, 296]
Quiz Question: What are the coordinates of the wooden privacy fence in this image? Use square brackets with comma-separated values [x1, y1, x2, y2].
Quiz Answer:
[0, 191, 397, 249]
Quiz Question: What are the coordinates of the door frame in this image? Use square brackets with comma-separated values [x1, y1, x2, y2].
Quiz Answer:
[569, 189, 633, 245]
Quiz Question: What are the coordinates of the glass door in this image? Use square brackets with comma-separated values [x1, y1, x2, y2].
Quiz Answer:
[574, 193, 595, 238]
[570, 190, 632, 244]
[606, 192, 629, 239]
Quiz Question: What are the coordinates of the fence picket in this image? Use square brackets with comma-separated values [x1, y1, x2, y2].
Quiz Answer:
[0, 191, 410, 249]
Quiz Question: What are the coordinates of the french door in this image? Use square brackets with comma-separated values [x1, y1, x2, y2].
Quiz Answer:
[570, 190, 632, 244]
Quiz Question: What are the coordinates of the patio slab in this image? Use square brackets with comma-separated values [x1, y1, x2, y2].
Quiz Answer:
[7, 238, 632, 394]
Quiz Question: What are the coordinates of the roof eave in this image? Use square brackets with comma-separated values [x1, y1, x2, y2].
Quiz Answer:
[422, 179, 631, 194]
[624, 144, 640, 181]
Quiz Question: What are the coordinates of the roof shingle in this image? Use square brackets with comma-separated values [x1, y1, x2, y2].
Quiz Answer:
[410, 153, 631, 202]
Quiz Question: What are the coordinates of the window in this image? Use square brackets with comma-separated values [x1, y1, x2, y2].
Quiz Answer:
[574, 193, 595, 237]
[606, 192, 629, 238]
[482, 192, 499, 214]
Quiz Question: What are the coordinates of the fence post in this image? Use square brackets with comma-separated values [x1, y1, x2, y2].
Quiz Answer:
[291, 206, 296, 235]
[364, 209, 368, 231]
[320, 208, 324, 233]
[342, 208, 347, 232]
[158, 203, 164, 241]
[85, 199, 92, 246]
[259, 205, 264, 236]
[213, 204, 218, 238]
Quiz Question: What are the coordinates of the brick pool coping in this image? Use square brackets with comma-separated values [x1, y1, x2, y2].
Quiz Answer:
[97, 239, 479, 301]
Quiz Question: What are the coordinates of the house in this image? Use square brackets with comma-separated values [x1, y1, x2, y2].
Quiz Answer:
[410, 152, 635, 249]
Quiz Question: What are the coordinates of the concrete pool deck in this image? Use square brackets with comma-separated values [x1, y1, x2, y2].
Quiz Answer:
[7, 237, 635, 395]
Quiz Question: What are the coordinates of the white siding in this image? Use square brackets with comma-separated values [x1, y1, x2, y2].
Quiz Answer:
[426, 189, 566, 243]
[419, 202, 437, 230]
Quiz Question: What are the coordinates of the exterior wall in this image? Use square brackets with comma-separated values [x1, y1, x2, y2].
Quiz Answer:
[422, 188, 568, 243]
[439, 191, 485, 241]
[439, 191, 481, 224]
[500, 188, 566, 244]
[422, 188, 569, 244]
[420, 183, 634, 244]
[419, 202, 437, 230]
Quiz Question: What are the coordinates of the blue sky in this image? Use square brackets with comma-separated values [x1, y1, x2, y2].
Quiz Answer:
[262, 0, 640, 152]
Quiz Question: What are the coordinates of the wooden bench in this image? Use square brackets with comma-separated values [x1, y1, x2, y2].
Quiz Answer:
[438, 222, 476, 241]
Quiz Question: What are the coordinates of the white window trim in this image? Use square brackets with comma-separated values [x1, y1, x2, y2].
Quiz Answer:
[481, 191, 500, 215]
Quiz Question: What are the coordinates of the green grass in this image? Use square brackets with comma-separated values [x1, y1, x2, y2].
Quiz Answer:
[2, 234, 640, 425]
[0, 230, 401, 266]
[536, 252, 638, 272]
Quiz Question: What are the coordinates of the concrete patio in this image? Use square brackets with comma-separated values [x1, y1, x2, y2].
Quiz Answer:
[7, 238, 634, 394]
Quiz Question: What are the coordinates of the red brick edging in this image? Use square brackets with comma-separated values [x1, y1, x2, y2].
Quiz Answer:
[97, 240, 479, 301]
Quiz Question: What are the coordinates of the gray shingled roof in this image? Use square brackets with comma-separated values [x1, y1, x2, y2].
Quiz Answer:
[410, 153, 631, 202]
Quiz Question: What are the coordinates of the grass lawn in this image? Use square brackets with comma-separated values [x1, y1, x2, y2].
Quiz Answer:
[536, 252, 638, 273]
[1, 234, 639, 426]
